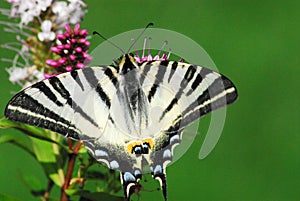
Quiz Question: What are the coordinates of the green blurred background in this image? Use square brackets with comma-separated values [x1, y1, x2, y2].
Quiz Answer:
[0, 0, 299, 200]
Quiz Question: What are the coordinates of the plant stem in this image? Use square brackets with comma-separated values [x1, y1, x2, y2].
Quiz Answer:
[42, 180, 54, 201]
[60, 139, 82, 201]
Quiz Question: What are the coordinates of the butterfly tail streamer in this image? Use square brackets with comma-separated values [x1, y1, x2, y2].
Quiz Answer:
[120, 171, 141, 201]
[153, 171, 168, 201]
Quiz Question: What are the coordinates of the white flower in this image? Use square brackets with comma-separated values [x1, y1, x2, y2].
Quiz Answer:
[6, 66, 29, 84]
[6, 65, 44, 87]
[27, 65, 44, 81]
[38, 20, 55, 41]
[36, 0, 52, 12]
[68, 0, 86, 7]
[52, 1, 69, 28]
[52, 1, 68, 14]
[69, 5, 85, 24]
[53, 0, 87, 28]
[7, 0, 52, 25]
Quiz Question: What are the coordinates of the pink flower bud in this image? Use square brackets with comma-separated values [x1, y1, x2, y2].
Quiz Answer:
[57, 45, 64, 49]
[74, 24, 80, 35]
[64, 32, 70, 38]
[69, 54, 76, 60]
[44, 74, 53, 79]
[80, 29, 88, 36]
[65, 66, 73, 71]
[65, 24, 72, 33]
[59, 57, 67, 64]
[64, 43, 71, 49]
[51, 46, 61, 54]
[76, 62, 85, 68]
[71, 38, 77, 43]
[78, 38, 86, 43]
[44, 73, 60, 78]
[46, 59, 60, 67]
[82, 52, 90, 59]
[84, 41, 90, 46]
[57, 34, 65, 40]
[75, 47, 82, 52]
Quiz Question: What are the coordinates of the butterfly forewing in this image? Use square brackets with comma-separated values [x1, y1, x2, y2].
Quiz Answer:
[5, 66, 116, 140]
[139, 59, 237, 136]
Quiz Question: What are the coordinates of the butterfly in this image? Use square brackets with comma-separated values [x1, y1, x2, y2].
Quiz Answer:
[4, 35, 238, 200]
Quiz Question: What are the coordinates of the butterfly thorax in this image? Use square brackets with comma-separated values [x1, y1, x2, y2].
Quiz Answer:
[112, 54, 150, 138]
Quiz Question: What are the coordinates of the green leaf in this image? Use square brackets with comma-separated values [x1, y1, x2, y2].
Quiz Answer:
[0, 118, 15, 128]
[0, 118, 70, 153]
[0, 118, 68, 187]
[31, 137, 57, 163]
[0, 193, 22, 201]
[18, 173, 45, 197]
[0, 118, 57, 144]
[0, 134, 35, 157]
[67, 190, 124, 201]
[31, 137, 65, 187]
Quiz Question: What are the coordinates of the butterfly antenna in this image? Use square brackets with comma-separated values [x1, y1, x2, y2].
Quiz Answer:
[157, 40, 168, 56]
[93, 31, 125, 55]
[127, 22, 154, 53]
[142, 37, 147, 58]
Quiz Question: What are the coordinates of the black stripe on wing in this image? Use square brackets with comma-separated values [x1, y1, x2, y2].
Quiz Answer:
[167, 74, 238, 133]
[104, 67, 118, 86]
[70, 70, 84, 91]
[167, 61, 178, 82]
[147, 60, 168, 102]
[186, 67, 212, 96]
[83, 68, 112, 109]
[48, 77, 99, 128]
[159, 65, 198, 121]
[5, 91, 80, 139]
[32, 81, 64, 107]
[185, 75, 237, 116]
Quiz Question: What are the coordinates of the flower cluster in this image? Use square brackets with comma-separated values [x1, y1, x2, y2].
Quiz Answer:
[8, 0, 53, 25]
[1, 0, 88, 87]
[46, 24, 91, 77]
[7, 0, 87, 27]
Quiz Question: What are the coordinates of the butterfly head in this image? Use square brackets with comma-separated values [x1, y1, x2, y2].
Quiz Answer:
[116, 53, 139, 74]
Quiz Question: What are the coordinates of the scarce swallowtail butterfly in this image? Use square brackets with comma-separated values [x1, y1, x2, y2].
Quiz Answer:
[4, 26, 238, 201]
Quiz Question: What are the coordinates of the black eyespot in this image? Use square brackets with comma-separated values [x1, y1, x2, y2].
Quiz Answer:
[142, 144, 149, 154]
[133, 146, 142, 154]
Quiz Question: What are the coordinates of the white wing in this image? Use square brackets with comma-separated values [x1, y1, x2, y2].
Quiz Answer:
[139, 59, 237, 148]
[137, 59, 237, 200]
[5, 67, 117, 140]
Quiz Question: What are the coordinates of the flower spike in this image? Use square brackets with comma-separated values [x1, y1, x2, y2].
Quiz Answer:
[46, 24, 91, 76]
